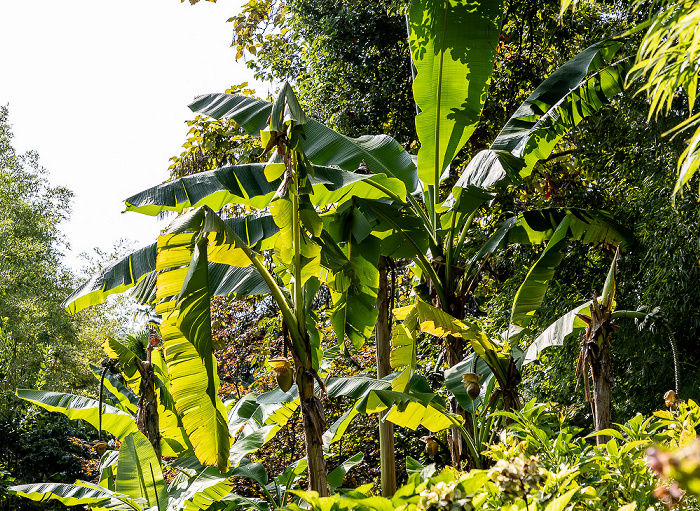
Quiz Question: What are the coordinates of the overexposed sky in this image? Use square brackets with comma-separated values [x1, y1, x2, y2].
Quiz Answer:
[0, 0, 266, 271]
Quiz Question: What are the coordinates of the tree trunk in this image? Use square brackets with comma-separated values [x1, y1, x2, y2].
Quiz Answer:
[590, 340, 612, 445]
[376, 257, 397, 496]
[297, 365, 328, 496]
[136, 358, 161, 462]
[446, 335, 466, 467]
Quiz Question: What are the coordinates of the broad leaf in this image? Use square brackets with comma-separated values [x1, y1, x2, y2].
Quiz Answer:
[168, 467, 233, 511]
[89, 362, 139, 414]
[124, 164, 406, 217]
[64, 242, 157, 314]
[17, 389, 137, 441]
[522, 301, 592, 365]
[511, 216, 571, 327]
[328, 453, 364, 492]
[326, 202, 381, 349]
[116, 431, 168, 511]
[356, 376, 457, 432]
[471, 208, 632, 264]
[189, 93, 419, 194]
[409, 0, 505, 187]
[461, 40, 630, 187]
[64, 214, 277, 314]
[9, 482, 142, 510]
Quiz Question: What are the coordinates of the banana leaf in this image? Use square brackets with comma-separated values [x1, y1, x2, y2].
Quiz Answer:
[189, 94, 419, 194]
[511, 217, 571, 327]
[116, 431, 168, 511]
[17, 389, 138, 441]
[472, 208, 631, 265]
[168, 467, 233, 511]
[124, 164, 407, 217]
[64, 214, 277, 314]
[89, 362, 139, 414]
[461, 39, 631, 188]
[522, 301, 592, 365]
[9, 482, 143, 510]
[155, 229, 231, 473]
[409, 0, 505, 187]
[328, 453, 363, 492]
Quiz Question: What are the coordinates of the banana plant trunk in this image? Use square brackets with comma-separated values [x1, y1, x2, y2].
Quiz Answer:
[290, 337, 329, 496]
[136, 353, 161, 463]
[376, 257, 397, 496]
[590, 340, 612, 445]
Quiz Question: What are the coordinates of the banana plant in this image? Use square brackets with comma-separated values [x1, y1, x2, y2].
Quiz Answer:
[520, 248, 655, 444]
[9, 430, 236, 511]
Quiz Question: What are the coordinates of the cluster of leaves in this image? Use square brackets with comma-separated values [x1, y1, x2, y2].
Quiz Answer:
[283, 398, 700, 511]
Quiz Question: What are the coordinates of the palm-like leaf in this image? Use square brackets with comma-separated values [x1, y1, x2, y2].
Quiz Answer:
[409, 0, 505, 187]
[64, 214, 276, 314]
[116, 431, 168, 511]
[155, 228, 231, 472]
[189, 94, 419, 194]
[124, 164, 407, 217]
[9, 482, 143, 510]
[460, 39, 630, 188]
[17, 389, 138, 440]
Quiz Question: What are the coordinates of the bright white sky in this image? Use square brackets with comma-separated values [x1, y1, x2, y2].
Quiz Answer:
[0, 0, 267, 272]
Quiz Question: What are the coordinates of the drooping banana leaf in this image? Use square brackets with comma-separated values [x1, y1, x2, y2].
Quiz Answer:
[511, 216, 571, 327]
[189, 94, 419, 194]
[396, 300, 515, 392]
[17, 389, 138, 441]
[522, 301, 592, 365]
[225, 389, 300, 468]
[470, 208, 632, 265]
[97, 450, 120, 491]
[409, 0, 505, 187]
[124, 164, 406, 217]
[9, 481, 143, 510]
[522, 248, 621, 363]
[460, 39, 631, 188]
[64, 214, 277, 314]
[509, 211, 631, 327]
[155, 230, 231, 473]
[115, 431, 168, 511]
[64, 242, 157, 314]
[325, 200, 381, 350]
[355, 375, 458, 432]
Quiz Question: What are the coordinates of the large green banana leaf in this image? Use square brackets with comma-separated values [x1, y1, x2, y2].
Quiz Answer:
[522, 302, 592, 364]
[9, 481, 143, 510]
[168, 467, 233, 511]
[325, 200, 381, 349]
[497, 210, 631, 326]
[511, 216, 571, 327]
[17, 389, 138, 440]
[409, 0, 505, 187]
[116, 431, 168, 511]
[64, 214, 276, 314]
[156, 229, 231, 473]
[323, 373, 458, 434]
[124, 164, 406, 217]
[471, 208, 632, 264]
[224, 387, 299, 468]
[189, 94, 419, 194]
[460, 39, 631, 188]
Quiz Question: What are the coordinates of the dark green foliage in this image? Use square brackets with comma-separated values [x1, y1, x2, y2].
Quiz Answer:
[0, 395, 93, 510]
[234, 0, 416, 145]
